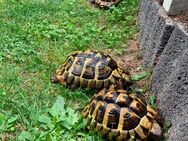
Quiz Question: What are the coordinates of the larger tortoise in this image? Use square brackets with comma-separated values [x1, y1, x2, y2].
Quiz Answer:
[82, 89, 162, 140]
[89, 0, 121, 8]
[51, 50, 132, 90]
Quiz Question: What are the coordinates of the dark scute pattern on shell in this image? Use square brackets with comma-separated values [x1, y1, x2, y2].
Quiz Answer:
[64, 56, 74, 71]
[87, 90, 147, 130]
[130, 101, 147, 118]
[141, 125, 150, 136]
[63, 71, 69, 81]
[104, 91, 118, 103]
[134, 131, 142, 140]
[96, 89, 106, 100]
[67, 50, 117, 80]
[121, 108, 140, 130]
[146, 115, 153, 123]
[90, 101, 97, 115]
[95, 101, 107, 124]
[53, 50, 131, 90]
[106, 105, 120, 129]
[82, 59, 95, 79]
[98, 62, 112, 80]
[106, 55, 118, 70]
[95, 90, 147, 119]
[82, 89, 159, 140]
[71, 58, 83, 76]
[90, 0, 121, 8]
[116, 94, 133, 108]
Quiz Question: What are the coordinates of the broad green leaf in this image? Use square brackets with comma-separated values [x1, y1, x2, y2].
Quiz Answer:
[163, 120, 172, 131]
[73, 117, 87, 131]
[6, 123, 14, 129]
[39, 124, 47, 130]
[133, 88, 145, 93]
[49, 96, 65, 118]
[38, 115, 51, 124]
[66, 107, 74, 115]
[2, 91, 6, 96]
[66, 107, 79, 125]
[149, 95, 156, 108]
[7, 115, 18, 124]
[67, 139, 76, 141]
[60, 108, 81, 130]
[0, 112, 7, 124]
[84, 136, 96, 141]
[10, 127, 15, 131]
[49, 103, 60, 118]
[46, 122, 55, 130]
[29, 107, 40, 123]
[37, 131, 48, 140]
[0, 88, 6, 96]
[18, 131, 34, 141]
[61, 120, 73, 130]
[131, 71, 149, 81]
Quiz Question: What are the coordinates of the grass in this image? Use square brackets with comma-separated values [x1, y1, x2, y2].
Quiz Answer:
[0, 0, 139, 140]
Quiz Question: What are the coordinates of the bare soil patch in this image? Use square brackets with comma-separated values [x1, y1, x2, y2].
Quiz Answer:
[105, 36, 152, 101]
[172, 12, 188, 31]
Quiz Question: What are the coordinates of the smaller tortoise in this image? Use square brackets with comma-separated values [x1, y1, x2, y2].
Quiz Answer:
[51, 50, 132, 90]
[89, 0, 121, 8]
[82, 89, 162, 140]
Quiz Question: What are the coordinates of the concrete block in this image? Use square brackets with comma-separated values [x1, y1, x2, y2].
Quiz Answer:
[139, 0, 174, 67]
[139, 0, 188, 140]
[152, 27, 188, 139]
[163, 0, 188, 15]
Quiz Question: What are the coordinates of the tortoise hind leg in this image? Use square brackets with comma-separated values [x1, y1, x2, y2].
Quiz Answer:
[150, 120, 163, 139]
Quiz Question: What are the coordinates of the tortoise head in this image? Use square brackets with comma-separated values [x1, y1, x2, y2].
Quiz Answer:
[51, 68, 63, 83]
[113, 68, 133, 89]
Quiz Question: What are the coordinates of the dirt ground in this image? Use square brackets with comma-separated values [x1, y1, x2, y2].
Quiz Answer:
[106, 39, 142, 75]
[105, 35, 152, 101]
[172, 12, 188, 31]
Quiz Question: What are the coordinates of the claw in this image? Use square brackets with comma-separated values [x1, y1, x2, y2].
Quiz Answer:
[51, 75, 59, 83]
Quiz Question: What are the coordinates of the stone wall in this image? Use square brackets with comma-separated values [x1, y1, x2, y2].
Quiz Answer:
[163, 0, 188, 15]
[139, 0, 188, 140]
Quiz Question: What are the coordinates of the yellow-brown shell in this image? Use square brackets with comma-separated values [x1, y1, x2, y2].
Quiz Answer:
[90, 0, 121, 8]
[82, 89, 160, 140]
[51, 50, 132, 90]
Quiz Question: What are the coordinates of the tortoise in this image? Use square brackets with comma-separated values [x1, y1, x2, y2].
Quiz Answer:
[51, 50, 133, 90]
[89, 0, 121, 8]
[82, 89, 163, 140]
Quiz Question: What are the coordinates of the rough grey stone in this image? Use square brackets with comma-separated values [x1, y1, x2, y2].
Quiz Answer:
[139, 0, 175, 67]
[151, 26, 188, 141]
[139, 0, 188, 140]
[152, 26, 188, 95]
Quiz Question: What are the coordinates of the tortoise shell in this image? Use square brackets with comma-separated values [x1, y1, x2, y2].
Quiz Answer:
[51, 50, 132, 90]
[90, 0, 121, 8]
[82, 89, 162, 140]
